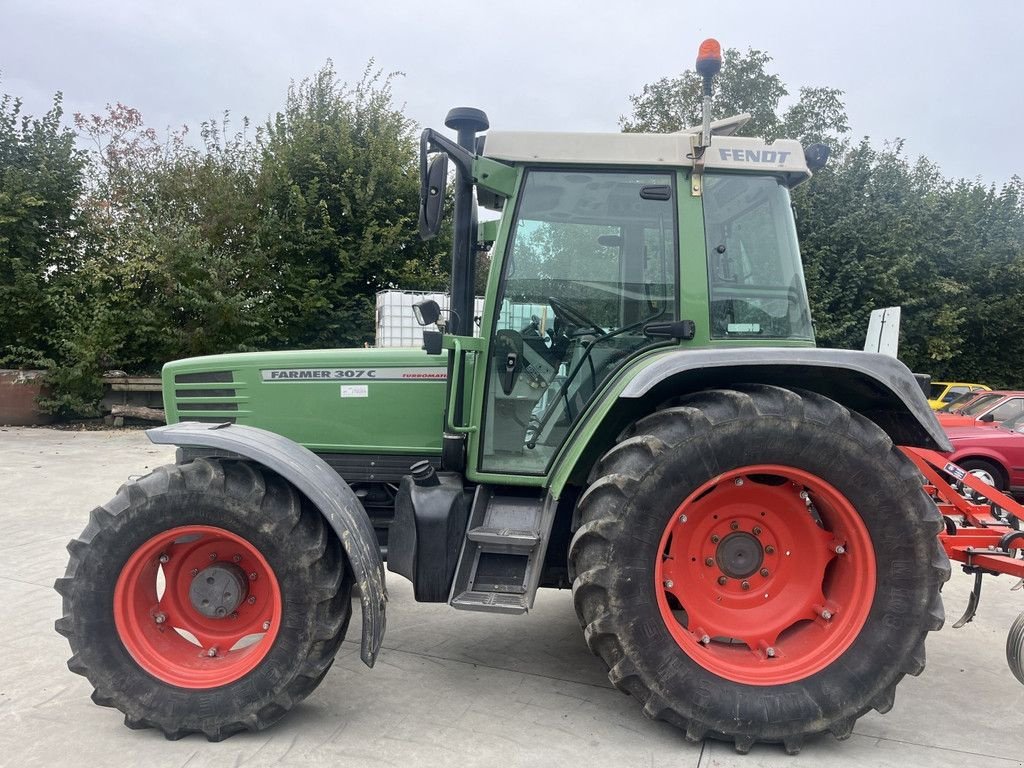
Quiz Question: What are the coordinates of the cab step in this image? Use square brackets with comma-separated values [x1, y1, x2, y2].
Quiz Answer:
[451, 590, 528, 614]
[448, 486, 554, 614]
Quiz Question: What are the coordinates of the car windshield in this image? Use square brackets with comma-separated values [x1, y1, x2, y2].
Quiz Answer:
[1000, 412, 1024, 434]
[939, 391, 979, 413]
[961, 393, 1002, 416]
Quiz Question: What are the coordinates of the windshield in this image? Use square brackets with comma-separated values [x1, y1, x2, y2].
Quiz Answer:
[941, 391, 980, 412]
[961, 393, 1002, 416]
[703, 174, 813, 340]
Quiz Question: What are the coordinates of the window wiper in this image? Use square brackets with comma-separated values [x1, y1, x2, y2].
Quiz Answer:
[526, 309, 665, 449]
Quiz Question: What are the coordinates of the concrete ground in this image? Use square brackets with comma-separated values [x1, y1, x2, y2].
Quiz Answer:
[1, 427, 1023, 768]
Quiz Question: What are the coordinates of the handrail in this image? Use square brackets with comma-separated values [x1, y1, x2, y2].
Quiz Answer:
[446, 337, 478, 434]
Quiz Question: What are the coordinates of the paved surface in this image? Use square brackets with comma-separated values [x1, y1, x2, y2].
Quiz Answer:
[1, 427, 1023, 768]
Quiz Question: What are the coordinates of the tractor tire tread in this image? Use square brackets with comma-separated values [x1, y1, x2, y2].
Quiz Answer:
[55, 458, 353, 741]
[569, 384, 950, 753]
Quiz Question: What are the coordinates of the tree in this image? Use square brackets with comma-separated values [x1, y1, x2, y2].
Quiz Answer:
[255, 61, 448, 349]
[621, 47, 849, 147]
[0, 89, 85, 367]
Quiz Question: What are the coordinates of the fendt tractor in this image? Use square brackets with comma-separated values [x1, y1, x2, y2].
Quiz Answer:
[54, 41, 1024, 754]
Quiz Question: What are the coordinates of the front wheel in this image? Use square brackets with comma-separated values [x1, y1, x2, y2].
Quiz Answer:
[569, 385, 949, 754]
[55, 458, 352, 740]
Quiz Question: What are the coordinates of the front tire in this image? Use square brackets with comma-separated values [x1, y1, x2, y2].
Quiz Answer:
[55, 458, 352, 740]
[569, 386, 949, 753]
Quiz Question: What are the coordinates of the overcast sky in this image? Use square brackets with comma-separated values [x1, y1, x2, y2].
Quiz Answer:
[3, 0, 1022, 185]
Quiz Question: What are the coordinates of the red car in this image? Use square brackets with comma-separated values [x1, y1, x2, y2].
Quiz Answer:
[937, 390, 1024, 429]
[945, 413, 1024, 497]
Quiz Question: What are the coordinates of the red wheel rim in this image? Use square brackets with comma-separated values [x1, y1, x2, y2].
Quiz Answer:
[654, 465, 876, 685]
[114, 525, 282, 689]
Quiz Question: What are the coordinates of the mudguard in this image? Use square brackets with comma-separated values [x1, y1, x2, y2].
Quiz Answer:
[619, 347, 952, 451]
[146, 421, 386, 667]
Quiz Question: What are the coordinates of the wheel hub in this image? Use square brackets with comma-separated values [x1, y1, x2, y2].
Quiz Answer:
[715, 531, 763, 579]
[188, 563, 249, 618]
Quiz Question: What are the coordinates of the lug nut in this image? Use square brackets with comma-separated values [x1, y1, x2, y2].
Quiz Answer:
[232, 554, 242, 563]
[209, 552, 218, 561]
[247, 595, 257, 604]
[704, 557, 715, 567]
[730, 521, 740, 531]
[158, 553, 170, 564]
[191, 568, 199, 576]
[664, 579, 674, 589]
[717, 576, 728, 586]
[741, 580, 750, 591]
[734, 478, 744, 486]
[752, 526, 762, 536]
[678, 514, 688, 524]
[765, 647, 776, 658]
[710, 534, 720, 544]
[821, 609, 833, 620]
[207, 647, 218, 657]
[765, 545, 775, 554]
[262, 621, 271, 631]
[249, 572, 258, 581]
[700, 634, 711, 645]
[760, 568, 770, 578]
[154, 612, 166, 624]
[834, 545, 846, 555]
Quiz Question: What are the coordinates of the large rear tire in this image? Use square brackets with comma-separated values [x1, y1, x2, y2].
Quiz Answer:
[569, 385, 949, 754]
[55, 458, 352, 740]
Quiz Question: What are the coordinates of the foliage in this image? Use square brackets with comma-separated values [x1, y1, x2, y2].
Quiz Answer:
[255, 61, 447, 350]
[0, 90, 85, 368]
[0, 63, 452, 416]
[621, 47, 849, 146]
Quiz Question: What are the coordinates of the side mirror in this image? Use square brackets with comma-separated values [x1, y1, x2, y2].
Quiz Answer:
[979, 412, 995, 423]
[412, 299, 442, 327]
[418, 154, 449, 240]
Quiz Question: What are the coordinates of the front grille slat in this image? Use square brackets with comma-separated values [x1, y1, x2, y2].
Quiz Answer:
[175, 388, 236, 398]
[174, 371, 233, 384]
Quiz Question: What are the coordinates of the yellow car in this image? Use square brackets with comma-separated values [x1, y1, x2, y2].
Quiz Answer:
[927, 381, 991, 410]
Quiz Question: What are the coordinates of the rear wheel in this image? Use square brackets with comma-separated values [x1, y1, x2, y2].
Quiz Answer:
[55, 458, 352, 740]
[569, 385, 949, 753]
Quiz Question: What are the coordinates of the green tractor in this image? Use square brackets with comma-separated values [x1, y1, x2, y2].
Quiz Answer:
[55, 41, 950, 753]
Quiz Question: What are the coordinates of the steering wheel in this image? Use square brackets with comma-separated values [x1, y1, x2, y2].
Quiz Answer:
[548, 297, 604, 337]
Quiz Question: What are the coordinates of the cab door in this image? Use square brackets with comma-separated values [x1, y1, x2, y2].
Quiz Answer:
[474, 168, 679, 476]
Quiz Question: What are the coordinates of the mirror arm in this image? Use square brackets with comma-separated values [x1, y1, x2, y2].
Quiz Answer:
[420, 128, 475, 180]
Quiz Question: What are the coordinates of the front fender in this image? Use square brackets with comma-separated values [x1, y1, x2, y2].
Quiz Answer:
[146, 422, 386, 668]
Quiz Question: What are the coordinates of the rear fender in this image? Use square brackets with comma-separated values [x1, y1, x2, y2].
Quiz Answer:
[147, 422, 386, 667]
[551, 347, 951, 498]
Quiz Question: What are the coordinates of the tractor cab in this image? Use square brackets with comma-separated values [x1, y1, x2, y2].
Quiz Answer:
[416, 108, 823, 479]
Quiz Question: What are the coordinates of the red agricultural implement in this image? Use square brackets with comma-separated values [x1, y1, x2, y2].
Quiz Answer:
[905, 447, 1024, 682]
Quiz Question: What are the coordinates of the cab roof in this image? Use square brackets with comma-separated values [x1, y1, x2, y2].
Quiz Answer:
[481, 114, 811, 186]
